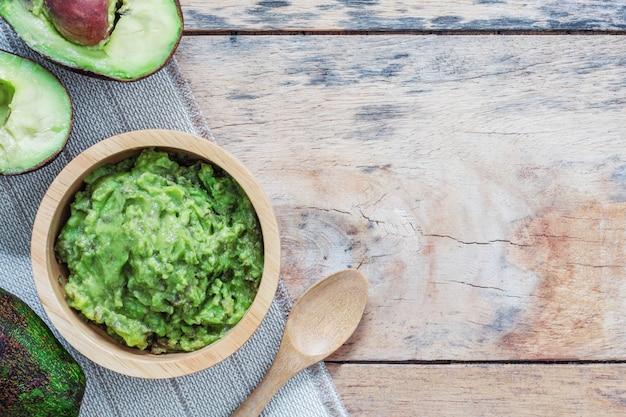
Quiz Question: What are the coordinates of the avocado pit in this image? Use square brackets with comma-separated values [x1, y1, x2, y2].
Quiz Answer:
[44, 0, 119, 46]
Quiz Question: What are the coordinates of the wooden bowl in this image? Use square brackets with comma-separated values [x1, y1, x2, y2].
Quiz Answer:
[31, 129, 281, 378]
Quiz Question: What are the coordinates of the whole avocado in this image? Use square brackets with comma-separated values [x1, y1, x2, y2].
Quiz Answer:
[0, 287, 85, 417]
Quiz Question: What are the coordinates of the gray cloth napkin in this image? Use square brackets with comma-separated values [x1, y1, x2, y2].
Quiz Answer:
[0, 20, 348, 417]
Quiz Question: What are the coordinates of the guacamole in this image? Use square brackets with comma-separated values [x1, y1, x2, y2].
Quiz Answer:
[55, 149, 264, 353]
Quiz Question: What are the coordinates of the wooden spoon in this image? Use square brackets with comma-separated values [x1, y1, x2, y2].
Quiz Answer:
[231, 269, 368, 417]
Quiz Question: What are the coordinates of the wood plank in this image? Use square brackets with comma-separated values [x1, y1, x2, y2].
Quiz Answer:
[179, 0, 626, 31]
[326, 363, 626, 416]
[175, 35, 626, 362]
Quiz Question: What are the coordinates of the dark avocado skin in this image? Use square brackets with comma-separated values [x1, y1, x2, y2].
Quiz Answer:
[0, 287, 85, 417]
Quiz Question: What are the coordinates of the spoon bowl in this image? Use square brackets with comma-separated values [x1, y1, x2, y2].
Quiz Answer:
[232, 269, 368, 416]
[287, 269, 368, 357]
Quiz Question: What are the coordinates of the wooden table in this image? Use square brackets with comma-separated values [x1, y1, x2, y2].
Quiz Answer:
[174, 2, 626, 415]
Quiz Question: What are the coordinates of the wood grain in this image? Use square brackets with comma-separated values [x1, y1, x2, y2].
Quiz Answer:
[179, 0, 626, 31]
[327, 363, 626, 416]
[175, 35, 626, 362]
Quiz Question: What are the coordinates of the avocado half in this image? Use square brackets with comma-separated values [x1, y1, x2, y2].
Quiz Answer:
[0, 50, 71, 175]
[0, 0, 183, 81]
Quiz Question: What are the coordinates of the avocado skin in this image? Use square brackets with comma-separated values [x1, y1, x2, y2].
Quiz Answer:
[0, 287, 85, 417]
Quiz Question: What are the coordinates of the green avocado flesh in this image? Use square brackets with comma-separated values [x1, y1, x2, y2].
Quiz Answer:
[0, 0, 183, 81]
[55, 149, 264, 353]
[0, 287, 86, 417]
[0, 50, 71, 175]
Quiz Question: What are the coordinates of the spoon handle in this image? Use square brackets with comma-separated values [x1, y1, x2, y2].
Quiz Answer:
[231, 344, 311, 417]
[231, 364, 283, 416]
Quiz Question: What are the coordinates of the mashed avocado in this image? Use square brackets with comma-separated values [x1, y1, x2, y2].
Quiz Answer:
[55, 149, 264, 353]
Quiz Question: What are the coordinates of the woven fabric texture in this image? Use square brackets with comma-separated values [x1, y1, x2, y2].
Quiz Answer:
[0, 20, 347, 417]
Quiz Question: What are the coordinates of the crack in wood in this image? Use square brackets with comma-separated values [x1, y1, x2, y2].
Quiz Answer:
[448, 280, 505, 292]
[423, 233, 530, 247]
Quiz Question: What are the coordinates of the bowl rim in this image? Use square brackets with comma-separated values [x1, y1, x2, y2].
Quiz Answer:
[30, 129, 281, 379]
